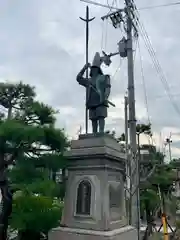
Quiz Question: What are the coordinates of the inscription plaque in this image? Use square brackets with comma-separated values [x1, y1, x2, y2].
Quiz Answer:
[76, 180, 91, 215]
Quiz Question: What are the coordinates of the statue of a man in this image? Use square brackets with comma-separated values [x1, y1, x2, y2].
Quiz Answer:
[76, 52, 111, 133]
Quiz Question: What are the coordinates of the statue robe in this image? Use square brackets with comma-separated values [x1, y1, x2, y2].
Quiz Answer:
[77, 72, 111, 120]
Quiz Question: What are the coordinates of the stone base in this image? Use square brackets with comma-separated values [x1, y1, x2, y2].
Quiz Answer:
[48, 225, 138, 240]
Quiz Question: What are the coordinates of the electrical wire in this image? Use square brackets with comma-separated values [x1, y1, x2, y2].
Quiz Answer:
[133, 37, 138, 61]
[137, 38, 150, 125]
[111, 57, 123, 81]
[97, 0, 175, 154]
[104, 20, 108, 51]
[134, 32, 157, 147]
[101, 21, 104, 51]
[150, 135, 157, 148]
[107, 0, 116, 13]
[139, 1, 180, 10]
[132, 10, 177, 149]
[80, 0, 180, 12]
[133, 9, 180, 117]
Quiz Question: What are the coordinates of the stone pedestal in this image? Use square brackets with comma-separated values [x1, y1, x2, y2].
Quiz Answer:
[49, 134, 138, 240]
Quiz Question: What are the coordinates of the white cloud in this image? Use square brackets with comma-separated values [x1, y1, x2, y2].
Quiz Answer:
[0, 0, 180, 157]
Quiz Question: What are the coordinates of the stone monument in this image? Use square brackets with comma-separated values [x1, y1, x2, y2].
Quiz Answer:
[48, 51, 137, 240]
[48, 134, 138, 240]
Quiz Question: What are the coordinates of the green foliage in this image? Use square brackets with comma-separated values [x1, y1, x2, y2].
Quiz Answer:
[167, 196, 178, 216]
[0, 81, 35, 110]
[117, 133, 125, 142]
[16, 101, 57, 125]
[151, 164, 175, 192]
[0, 81, 68, 166]
[0, 119, 68, 153]
[140, 154, 175, 220]
[140, 188, 160, 213]
[136, 123, 152, 136]
[176, 219, 180, 229]
[138, 126, 174, 219]
[0, 81, 68, 236]
[10, 194, 63, 233]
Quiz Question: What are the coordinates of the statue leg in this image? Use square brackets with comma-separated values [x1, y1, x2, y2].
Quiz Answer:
[99, 118, 105, 133]
[92, 120, 98, 133]
[96, 106, 107, 133]
[89, 109, 98, 134]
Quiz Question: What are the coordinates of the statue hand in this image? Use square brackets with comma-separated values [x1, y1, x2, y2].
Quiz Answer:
[84, 63, 91, 69]
[104, 99, 109, 107]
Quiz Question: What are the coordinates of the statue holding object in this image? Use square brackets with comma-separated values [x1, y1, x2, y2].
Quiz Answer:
[77, 52, 114, 134]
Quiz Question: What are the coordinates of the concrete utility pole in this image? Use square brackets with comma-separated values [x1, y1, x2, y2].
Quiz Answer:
[124, 95, 131, 221]
[136, 132, 141, 240]
[100, 0, 139, 231]
[125, 1, 138, 231]
[124, 95, 129, 170]
[165, 136, 172, 162]
[124, 96, 129, 159]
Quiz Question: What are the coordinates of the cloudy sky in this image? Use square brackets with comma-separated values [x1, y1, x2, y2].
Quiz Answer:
[0, 0, 180, 159]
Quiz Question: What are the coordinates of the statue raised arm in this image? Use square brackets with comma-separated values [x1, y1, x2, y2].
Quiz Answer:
[76, 63, 91, 87]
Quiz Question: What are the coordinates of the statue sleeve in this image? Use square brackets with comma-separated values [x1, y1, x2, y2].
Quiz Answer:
[105, 75, 111, 99]
[76, 67, 89, 87]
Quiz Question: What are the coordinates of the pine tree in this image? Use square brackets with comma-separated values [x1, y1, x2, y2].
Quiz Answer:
[0, 82, 68, 240]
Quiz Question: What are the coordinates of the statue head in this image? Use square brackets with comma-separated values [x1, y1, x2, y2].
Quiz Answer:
[90, 52, 103, 77]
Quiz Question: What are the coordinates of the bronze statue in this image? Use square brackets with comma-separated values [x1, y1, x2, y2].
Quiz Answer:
[76, 52, 112, 134]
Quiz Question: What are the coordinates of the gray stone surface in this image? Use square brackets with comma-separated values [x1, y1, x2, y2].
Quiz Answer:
[65, 134, 126, 173]
[49, 134, 137, 240]
[49, 226, 138, 240]
[109, 181, 122, 221]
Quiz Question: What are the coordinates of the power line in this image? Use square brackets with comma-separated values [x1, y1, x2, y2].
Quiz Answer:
[139, 1, 180, 10]
[101, 21, 105, 50]
[149, 93, 180, 100]
[145, 134, 157, 149]
[137, 38, 150, 124]
[133, 8, 180, 117]
[111, 57, 123, 81]
[133, 37, 138, 61]
[107, 0, 116, 13]
[80, 0, 180, 11]
[83, 0, 180, 117]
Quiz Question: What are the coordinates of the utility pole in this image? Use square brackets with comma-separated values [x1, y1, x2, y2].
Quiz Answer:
[101, 1, 139, 235]
[125, 96, 129, 159]
[125, 1, 138, 232]
[165, 135, 172, 162]
[124, 95, 130, 222]
[80, 6, 95, 134]
[136, 132, 141, 240]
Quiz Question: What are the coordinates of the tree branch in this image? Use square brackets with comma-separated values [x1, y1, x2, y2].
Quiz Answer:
[5, 142, 23, 167]
[140, 165, 157, 183]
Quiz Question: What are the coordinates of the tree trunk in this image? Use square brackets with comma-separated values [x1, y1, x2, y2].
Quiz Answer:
[18, 230, 41, 240]
[142, 201, 154, 240]
[162, 191, 166, 213]
[52, 171, 56, 182]
[0, 183, 13, 240]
